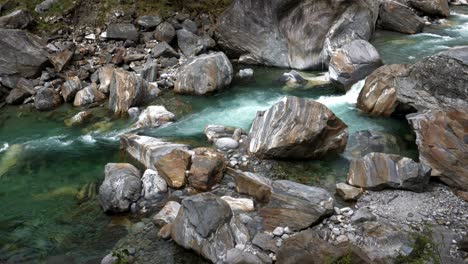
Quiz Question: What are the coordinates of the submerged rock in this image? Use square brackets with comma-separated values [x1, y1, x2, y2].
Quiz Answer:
[64, 111, 92, 127]
[131, 106, 175, 130]
[174, 52, 233, 95]
[217, 0, 379, 70]
[155, 148, 191, 189]
[329, 39, 383, 91]
[188, 148, 225, 191]
[248, 96, 348, 159]
[348, 152, 431, 192]
[408, 110, 468, 191]
[98, 163, 142, 213]
[378, 1, 425, 34]
[260, 180, 334, 231]
[120, 134, 188, 170]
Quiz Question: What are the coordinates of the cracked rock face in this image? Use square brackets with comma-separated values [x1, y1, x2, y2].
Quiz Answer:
[248, 96, 348, 159]
[217, 0, 379, 70]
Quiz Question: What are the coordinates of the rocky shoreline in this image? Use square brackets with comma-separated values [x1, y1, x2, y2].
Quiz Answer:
[0, 0, 467, 263]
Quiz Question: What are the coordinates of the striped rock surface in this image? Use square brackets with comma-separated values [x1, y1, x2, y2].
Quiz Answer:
[248, 96, 348, 159]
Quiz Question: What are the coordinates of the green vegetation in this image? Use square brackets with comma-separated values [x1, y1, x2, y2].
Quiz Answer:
[395, 226, 442, 264]
[112, 248, 131, 264]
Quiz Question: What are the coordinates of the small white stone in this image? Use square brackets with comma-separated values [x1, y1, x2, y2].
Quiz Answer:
[273, 226, 284, 237]
[334, 207, 341, 215]
[275, 239, 283, 247]
[332, 228, 340, 235]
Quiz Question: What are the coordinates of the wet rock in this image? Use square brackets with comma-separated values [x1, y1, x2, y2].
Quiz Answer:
[260, 180, 334, 231]
[408, 110, 468, 191]
[0, 29, 49, 78]
[6, 88, 29, 104]
[171, 193, 236, 263]
[64, 111, 92, 127]
[155, 148, 191, 189]
[0, 9, 33, 29]
[152, 42, 179, 58]
[409, 0, 450, 17]
[357, 64, 409, 116]
[189, 148, 225, 191]
[131, 106, 175, 130]
[276, 229, 372, 264]
[127, 107, 140, 120]
[98, 163, 142, 213]
[136, 15, 162, 29]
[336, 182, 363, 201]
[153, 201, 181, 226]
[248, 96, 348, 159]
[217, 0, 379, 70]
[120, 134, 188, 170]
[73, 84, 106, 106]
[34, 87, 62, 111]
[61, 76, 82, 102]
[378, 1, 425, 34]
[174, 52, 233, 95]
[348, 152, 431, 192]
[221, 196, 255, 212]
[278, 70, 308, 88]
[141, 169, 167, 200]
[215, 137, 239, 149]
[108, 69, 150, 115]
[154, 22, 175, 43]
[238, 68, 254, 79]
[97, 65, 114, 94]
[204, 125, 241, 142]
[49, 49, 73, 72]
[329, 40, 383, 91]
[106, 23, 138, 41]
[227, 169, 272, 203]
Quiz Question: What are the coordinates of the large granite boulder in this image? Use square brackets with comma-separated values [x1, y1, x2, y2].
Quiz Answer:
[108, 69, 150, 115]
[98, 163, 142, 213]
[120, 134, 188, 170]
[259, 180, 334, 231]
[377, 1, 425, 34]
[34, 87, 63, 111]
[348, 152, 431, 192]
[174, 52, 233, 95]
[248, 96, 348, 159]
[329, 39, 383, 90]
[73, 84, 106, 107]
[395, 46, 468, 112]
[0, 10, 33, 29]
[217, 0, 379, 70]
[408, 110, 468, 191]
[357, 64, 409, 116]
[227, 169, 272, 203]
[155, 149, 191, 189]
[408, 0, 450, 17]
[189, 148, 226, 191]
[0, 29, 49, 78]
[171, 193, 250, 263]
[131, 106, 175, 130]
[61, 76, 83, 102]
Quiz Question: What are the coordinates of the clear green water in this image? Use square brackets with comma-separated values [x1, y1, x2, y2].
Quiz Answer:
[0, 6, 467, 263]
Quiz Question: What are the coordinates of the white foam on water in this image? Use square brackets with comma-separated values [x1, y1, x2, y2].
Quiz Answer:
[413, 33, 454, 41]
[316, 80, 365, 107]
[452, 12, 468, 18]
[0, 143, 9, 153]
[80, 134, 96, 144]
[24, 135, 74, 149]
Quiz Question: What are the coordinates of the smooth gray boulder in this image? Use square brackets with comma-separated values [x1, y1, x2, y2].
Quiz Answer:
[98, 163, 142, 213]
[106, 23, 138, 41]
[217, 0, 379, 70]
[248, 96, 348, 159]
[174, 52, 233, 95]
[329, 39, 383, 91]
[176, 29, 204, 57]
[0, 29, 49, 78]
[154, 22, 175, 43]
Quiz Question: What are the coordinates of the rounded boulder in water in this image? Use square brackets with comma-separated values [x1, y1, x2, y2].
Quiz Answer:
[215, 137, 239, 150]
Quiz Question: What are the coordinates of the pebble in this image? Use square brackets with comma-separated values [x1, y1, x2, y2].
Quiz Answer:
[273, 227, 284, 237]
[275, 239, 282, 247]
[332, 228, 340, 235]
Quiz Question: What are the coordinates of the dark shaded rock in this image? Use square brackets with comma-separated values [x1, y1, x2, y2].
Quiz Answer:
[176, 29, 204, 57]
[174, 52, 233, 95]
[0, 9, 33, 29]
[48, 49, 73, 72]
[98, 163, 142, 213]
[260, 180, 334, 231]
[136, 15, 162, 29]
[152, 42, 179, 58]
[227, 169, 272, 203]
[73, 84, 106, 106]
[217, 0, 379, 70]
[155, 149, 191, 188]
[6, 88, 29, 104]
[34, 87, 62, 111]
[16, 77, 35, 95]
[248, 96, 348, 159]
[108, 68, 149, 115]
[120, 134, 188, 170]
[106, 23, 138, 41]
[357, 64, 409, 116]
[0, 29, 49, 78]
[188, 148, 225, 191]
[154, 22, 175, 43]
[182, 19, 197, 33]
[408, 110, 468, 191]
[329, 39, 383, 91]
[409, 0, 450, 17]
[378, 1, 425, 34]
[348, 152, 431, 192]
[141, 58, 157, 82]
[346, 130, 404, 159]
[60, 76, 82, 102]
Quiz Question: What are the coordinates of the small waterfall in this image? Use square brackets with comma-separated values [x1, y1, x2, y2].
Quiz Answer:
[316, 80, 365, 107]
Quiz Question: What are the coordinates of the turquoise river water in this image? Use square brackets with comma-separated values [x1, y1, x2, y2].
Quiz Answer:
[0, 7, 467, 264]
